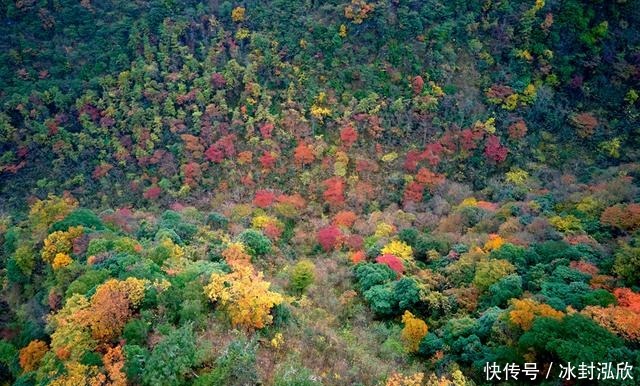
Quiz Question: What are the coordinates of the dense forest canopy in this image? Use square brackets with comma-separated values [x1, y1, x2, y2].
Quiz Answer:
[1, 0, 640, 385]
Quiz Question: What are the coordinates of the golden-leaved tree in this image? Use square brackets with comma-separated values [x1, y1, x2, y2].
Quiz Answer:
[204, 262, 283, 329]
[401, 310, 428, 353]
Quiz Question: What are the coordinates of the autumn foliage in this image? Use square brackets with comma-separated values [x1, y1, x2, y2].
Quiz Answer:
[19, 340, 48, 372]
[204, 264, 283, 329]
[323, 176, 346, 206]
[600, 203, 640, 232]
[401, 311, 428, 352]
[509, 298, 564, 330]
[376, 254, 404, 276]
[317, 225, 342, 252]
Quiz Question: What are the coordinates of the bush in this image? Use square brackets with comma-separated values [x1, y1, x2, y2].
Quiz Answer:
[123, 319, 150, 346]
[65, 269, 110, 298]
[200, 339, 259, 386]
[485, 274, 523, 307]
[273, 365, 321, 386]
[289, 260, 315, 294]
[206, 212, 229, 229]
[238, 229, 272, 257]
[353, 263, 396, 292]
[50, 208, 104, 232]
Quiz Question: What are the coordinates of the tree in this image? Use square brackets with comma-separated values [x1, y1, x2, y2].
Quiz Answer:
[143, 325, 198, 386]
[582, 306, 640, 342]
[386, 372, 424, 386]
[353, 263, 396, 292]
[375, 254, 404, 277]
[473, 259, 515, 291]
[19, 340, 48, 373]
[569, 112, 598, 138]
[485, 274, 523, 307]
[317, 225, 342, 252]
[601, 204, 640, 232]
[28, 194, 78, 238]
[231, 6, 246, 22]
[519, 314, 624, 364]
[381, 240, 413, 260]
[323, 177, 345, 206]
[411, 76, 424, 95]
[340, 125, 358, 148]
[253, 190, 276, 208]
[401, 311, 428, 353]
[614, 288, 640, 313]
[508, 298, 564, 331]
[613, 240, 640, 285]
[484, 135, 508, 163]
[289, 260, 315, 294]
[238, 229, 272, 257]
[204, 264, 283, 329]
[332, 210, 357, 228]
[200, 339, 259, 386]
[293, 143, 315, 167]
[103, 345, 127, 386]
[41, 226, 83, 265]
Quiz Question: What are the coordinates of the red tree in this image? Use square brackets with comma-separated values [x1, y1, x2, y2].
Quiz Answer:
[484, 135, 508, 163]
[376, 254, 404, 276]
[340, 125, 358, 148]
[323, 177, 345, 206]
[317, 225, 342, 252]
[253, 190, 276, 208]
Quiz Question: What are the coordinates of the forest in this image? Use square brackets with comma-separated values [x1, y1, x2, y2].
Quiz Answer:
[1, 0, 640, 385]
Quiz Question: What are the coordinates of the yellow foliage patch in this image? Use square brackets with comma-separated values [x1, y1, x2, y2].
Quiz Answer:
[381, 240, 413, 260]
[401, 311, 428, 353]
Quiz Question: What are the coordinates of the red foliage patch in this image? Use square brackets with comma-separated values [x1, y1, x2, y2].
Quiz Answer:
[403, 181, 424, 204]
[484, 135, 508, 163]
[259, 123, 275, 139]
[508, 119, 528, 140]
[294, 142, 315, 167]
[317, 225, 342, 252]
[259, 151, 277, 169]
[340, 125, 358, 148]
[351, 250, 366, 264]
[376, 254, 404, 276]
[253, 190, 276, 208]
[412, 75, 424, 94]
[323, 176, 345, 206]
[143, 186, 161, 200]
[614, 288, 640, 314]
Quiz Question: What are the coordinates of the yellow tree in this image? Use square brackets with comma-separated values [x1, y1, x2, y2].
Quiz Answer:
[401, 311, 428, 353]
[41, 226, 83, 266]
[204, 264, 283, 329]
[28, 194, 78, 239]
[509, 298, 564, 331]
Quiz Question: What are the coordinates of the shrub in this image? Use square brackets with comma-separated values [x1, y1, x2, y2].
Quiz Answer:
[316, 226, 342, 252]
[123, 319, 149, 346]
[206, 212, 228, 230]
[142, 324, 199, 386]
[273, 365, 321, 386]
[354, 263, 397, 292]
[200, 339, 259, 386]
[289, 260, 315, 294]
[238, 229, 272, 257]
[485, 274, 523, 307]
[50, 209, 104, 232]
